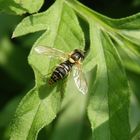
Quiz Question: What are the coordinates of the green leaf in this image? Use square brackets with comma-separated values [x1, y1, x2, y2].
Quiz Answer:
[87, 23, 130, 140]
[13, 0, 85, 51]
[10, 85, 61, 140]
[0, 0, 44, 15]
[115, 38, 140, 74]
[12, 10, 50, 38]
[10, 0, 140, 139]
[128, 71, 140, 104]
[0, 95, 22, 140]
[51, 79, 88, 140]
[65, 1, 133, 139]
[128, 72, 140, 133]
[10, 0, 85, 140]
[131, 123, 140, 140]
[66, 0, 140, 73]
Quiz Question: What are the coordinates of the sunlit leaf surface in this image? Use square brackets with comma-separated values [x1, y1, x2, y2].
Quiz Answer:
[0, 0, 44, 15]
[9, 0, 140, 139]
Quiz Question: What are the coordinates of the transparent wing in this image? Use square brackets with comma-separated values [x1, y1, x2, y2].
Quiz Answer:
[73, 65, 88, 95]
[34, 46, 67, 60]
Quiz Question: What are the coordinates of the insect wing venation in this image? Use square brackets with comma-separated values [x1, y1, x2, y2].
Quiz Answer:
[34, 46, 67, 60]
[73, 66, 88, 95]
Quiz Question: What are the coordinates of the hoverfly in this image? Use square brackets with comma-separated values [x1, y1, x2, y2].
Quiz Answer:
[34, 46, 88, 95]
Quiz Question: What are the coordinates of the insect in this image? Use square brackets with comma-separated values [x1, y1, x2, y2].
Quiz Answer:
[34, 46, 88, 95]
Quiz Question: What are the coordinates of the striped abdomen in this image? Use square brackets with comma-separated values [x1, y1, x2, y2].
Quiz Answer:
[48, 60, 74, 84]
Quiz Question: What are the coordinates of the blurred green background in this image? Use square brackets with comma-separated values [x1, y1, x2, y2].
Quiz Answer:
[0, 0, 140, 140]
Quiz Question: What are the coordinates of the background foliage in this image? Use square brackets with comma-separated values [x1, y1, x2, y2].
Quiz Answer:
[0, 0, 140, 140]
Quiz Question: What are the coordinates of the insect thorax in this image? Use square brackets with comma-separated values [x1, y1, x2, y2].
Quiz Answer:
[70, 49, 84, 62]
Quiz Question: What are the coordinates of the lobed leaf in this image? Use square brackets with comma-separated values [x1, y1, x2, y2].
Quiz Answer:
[0, 0, 44, 15]
[10, 0, 85, 139]
[10, 0, 140, 139]
[12, 7, 53, 38]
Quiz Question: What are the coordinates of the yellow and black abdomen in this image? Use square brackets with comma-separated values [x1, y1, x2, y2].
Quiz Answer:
[48, 60, 74, 84]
